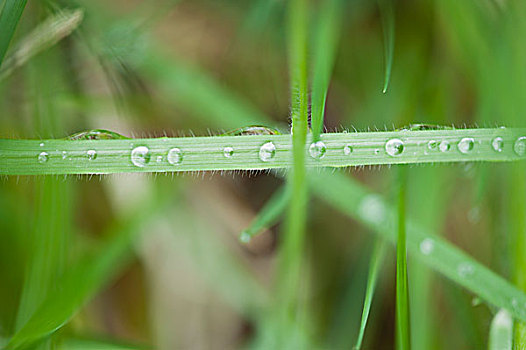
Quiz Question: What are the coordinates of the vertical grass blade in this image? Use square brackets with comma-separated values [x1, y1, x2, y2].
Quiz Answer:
[310, 0, 344, 141]
[0, 0, 28, 67]
[354, 238, 387, 350]
[395, 166, 410, 350]
[378, 0, 394, 93]
[274, 0, 309, 344]
[489, 309, 513, 350]
[239, 185, 291, 243]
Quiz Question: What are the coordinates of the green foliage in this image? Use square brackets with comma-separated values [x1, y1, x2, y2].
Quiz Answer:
[0, 0, 28, 67]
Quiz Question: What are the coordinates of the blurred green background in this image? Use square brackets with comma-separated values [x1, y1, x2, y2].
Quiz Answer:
[0, 0, 525, 349]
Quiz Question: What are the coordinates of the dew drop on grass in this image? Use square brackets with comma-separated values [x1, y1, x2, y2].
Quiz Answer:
[385, 138, 404, 156]
[458, 137, 475, 154]
[514, 136, 526, 156]
[309, 141, 327, 159]
[259, 142, 276, 162]
[130, 146, 151, 167]
[374, 149, 380, 155]
[37, 152, 49, 164]
[223, 146, 234, 158]
[239, 231, 251, 243]
[62, 151, 68, 160]
[167, 148, 183, 165]
[439, 141, 450, 152]
[491, 137, 504, 152]
[343, 144, 353, 155]
[87, 150, 97, 161]
[358, 194, 385, 223]
[427, 140, 437, 151]
[156, 155, 163, 163]
[39, 142, 44, 147]
[457, 262, 475, 277]
[419, 238, 435, 255]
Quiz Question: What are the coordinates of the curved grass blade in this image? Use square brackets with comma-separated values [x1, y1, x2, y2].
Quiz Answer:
[489, 309, 513, 350]
[0, 0, 28, 67]
[239, 184, 291, 243]
[0, 9, 83, 81]
[310, 0, 344, 141]
[378, 0, 394, 93]
[395, 166, 410, 350]
[6, 195, 168, 350]
[354, 238, 387, 350]
[1, 128, 525, 175]
[309, 170, 526, 324]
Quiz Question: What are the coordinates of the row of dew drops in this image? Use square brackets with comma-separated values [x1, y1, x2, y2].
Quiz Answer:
[36, 136, 526, 165]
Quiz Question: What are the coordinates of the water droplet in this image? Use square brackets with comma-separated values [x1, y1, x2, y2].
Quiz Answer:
[439, 141, 450, 152]
[39, 142, 44, 147]
[37, 152, 49, 164]
[62, 151, 68, 160]
[358, 195, 385, 223]
[167, 148, 183, 165]
[427, 140, 437, 151]
[514, 136, 526, 156]
[223, 146, 234, 158]
[156, 155, 163, 163]
[468, 206, 480, 224]
[512, 298, 519, 308]
[458, 137, 475, 154]
[419, 238, 435, 255]
[309, 141, 327, 159]
[87, 149, 97, 161]
[239, 231, 251, 243]
[491, 137, 504, 152]
[457, 262, 475, 277]
[343, 144, 353, 155]
[385, 138, 404, 156]
[374, 149, 380, 155]
[130, 146, 151, 167]
[259, 142, 276, 162]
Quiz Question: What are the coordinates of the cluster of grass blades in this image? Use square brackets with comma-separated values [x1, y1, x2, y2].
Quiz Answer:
[1, 0, 526, 349]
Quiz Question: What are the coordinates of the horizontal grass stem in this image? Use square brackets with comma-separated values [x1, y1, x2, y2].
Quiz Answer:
[0, 128, 524, 175]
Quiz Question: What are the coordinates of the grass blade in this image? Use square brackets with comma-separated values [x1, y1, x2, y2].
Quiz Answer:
[378, 0, 394, 93]
[141, 51, 271, 129]
[310, 0, 344, 140]
[489, 309, 513, 350]
[395, 166, 410, 350]
[7, 194, 167, 350]
[354, 238, 387, 350]
[0, 9, 84, 81]
[0, 0, 28, 67]
[239, 184, 291, 243]
[1, 128, 525, 175]
[272, 0, 310, 345]
[309, 170, 526, 324]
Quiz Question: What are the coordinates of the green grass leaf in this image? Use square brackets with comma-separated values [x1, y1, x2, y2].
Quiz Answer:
[0, 8, 84, 81]
[489, 309, 513, 350]
[0, 0, 28, 67]
[378, 0, 394, 93]
[310, 0, 344, 140]
[1, 128, 524, 175]
[354, 238, 387, 350]
[7, 194, 167, 350]
[239, 184, 291, 243]
[395, 166, 410, 350]
[309, 170, 526, 324]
